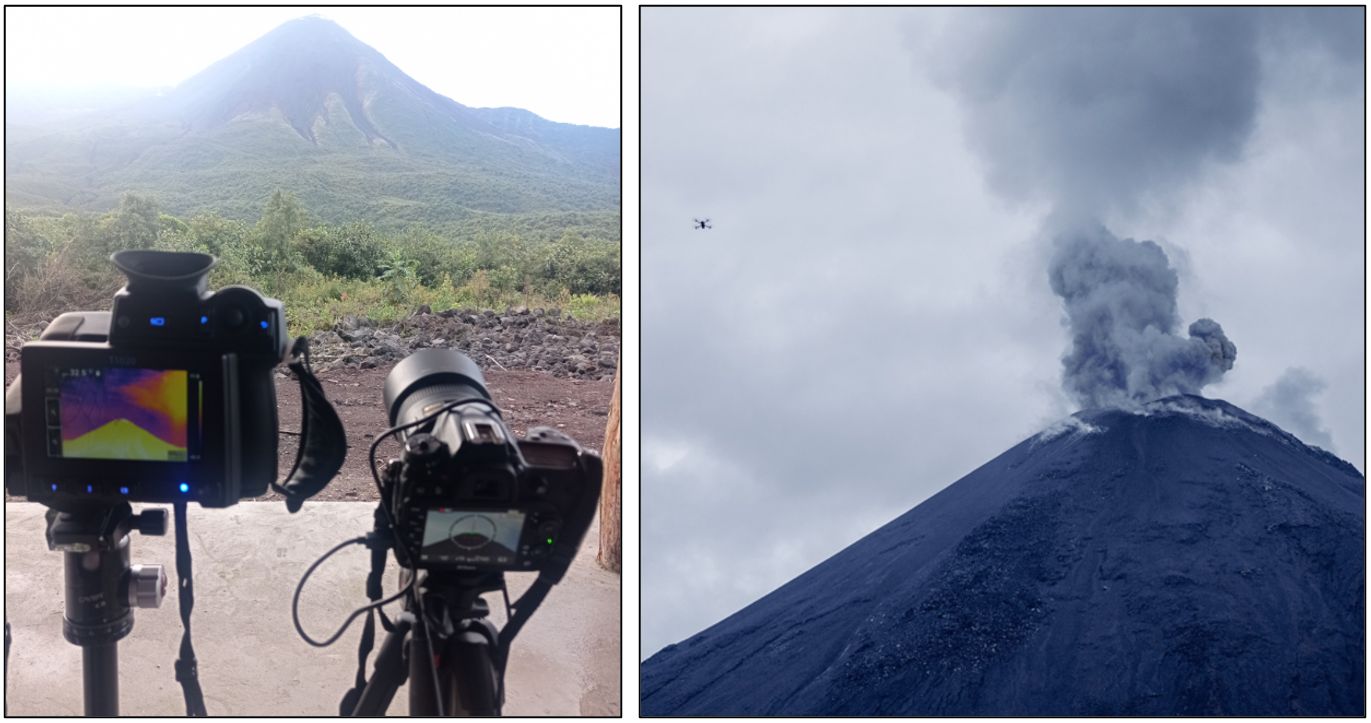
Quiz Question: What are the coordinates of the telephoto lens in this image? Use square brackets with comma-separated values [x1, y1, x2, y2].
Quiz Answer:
[383, 349, 493, 431]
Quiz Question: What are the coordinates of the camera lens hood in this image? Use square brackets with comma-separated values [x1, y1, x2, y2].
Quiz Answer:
[383, 348, 491, 427]
[111, 250, 217, 296]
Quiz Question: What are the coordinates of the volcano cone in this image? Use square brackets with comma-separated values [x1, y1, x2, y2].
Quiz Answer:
[642, 396, 1364, 716]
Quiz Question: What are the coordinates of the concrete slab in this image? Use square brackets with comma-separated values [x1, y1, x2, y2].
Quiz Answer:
[3, 502, 620, 716]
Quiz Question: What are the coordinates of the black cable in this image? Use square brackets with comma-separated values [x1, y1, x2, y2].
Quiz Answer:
[341, 515, 399, 714]
[414, 590, 447, 717]
[292, 536, 414, 648]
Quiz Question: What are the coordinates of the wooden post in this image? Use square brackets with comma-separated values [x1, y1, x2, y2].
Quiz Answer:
[597, 367, 621, 572]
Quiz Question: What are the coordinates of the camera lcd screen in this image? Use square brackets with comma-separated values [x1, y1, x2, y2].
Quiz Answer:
[420, 509, 526, 566]
[46, 367, 204, 463]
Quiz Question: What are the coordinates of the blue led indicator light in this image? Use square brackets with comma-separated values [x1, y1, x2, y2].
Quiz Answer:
[119, 486, 130, 495]
[150, 316, 166, 327]
[179, 483, 190, 493]
[50, 483, 58, 492]
[86, 484, 93, 494]
[200, 315, 209, 325]
[260, 320, 269, 329]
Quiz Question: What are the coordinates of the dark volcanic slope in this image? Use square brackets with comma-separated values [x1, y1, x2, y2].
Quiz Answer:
[641, 396, 1365, 716]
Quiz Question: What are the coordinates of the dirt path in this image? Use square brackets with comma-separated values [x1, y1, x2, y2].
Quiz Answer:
[3, 362, 614, 502]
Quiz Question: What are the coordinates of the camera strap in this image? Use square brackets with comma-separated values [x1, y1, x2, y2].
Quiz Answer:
[172, 501, 208, 716]
[274, 337, 347, 512]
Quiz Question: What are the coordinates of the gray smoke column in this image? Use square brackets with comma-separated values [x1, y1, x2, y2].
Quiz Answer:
[929, 8, 1268, 406]
[1049, 224, 1237, 408]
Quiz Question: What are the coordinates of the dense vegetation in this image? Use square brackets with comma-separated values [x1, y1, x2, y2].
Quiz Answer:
[4, 117, 621, 232]
[5, 191, 620, 334]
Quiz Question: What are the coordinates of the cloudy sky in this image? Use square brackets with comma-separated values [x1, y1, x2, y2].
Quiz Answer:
[4, 6, 619, 127]
[641, 7, 1363, 659]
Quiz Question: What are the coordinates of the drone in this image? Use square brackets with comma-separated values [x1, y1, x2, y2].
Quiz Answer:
[693, 218, 712, 230]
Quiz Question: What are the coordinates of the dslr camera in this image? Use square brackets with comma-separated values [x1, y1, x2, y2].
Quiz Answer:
[380, 349, 601, 579]
[5, 250, 288, 508]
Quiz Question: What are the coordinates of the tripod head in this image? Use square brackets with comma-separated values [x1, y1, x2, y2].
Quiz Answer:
[47, 502, 169, 550]
[46, 503, 168, 646]
[407, 569, 504, 616]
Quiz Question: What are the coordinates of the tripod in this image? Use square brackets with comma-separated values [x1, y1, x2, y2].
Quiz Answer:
[44, 502, 167, 716]
[350, 571, 504, 716]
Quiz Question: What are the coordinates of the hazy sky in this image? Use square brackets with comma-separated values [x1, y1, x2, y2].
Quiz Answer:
[4, 6, 619, 127]
[642, 7, 1364, 660]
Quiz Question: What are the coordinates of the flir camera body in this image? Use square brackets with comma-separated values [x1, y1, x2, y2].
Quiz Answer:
[5, 250, 287, 508]
[381, 349, 602, 580]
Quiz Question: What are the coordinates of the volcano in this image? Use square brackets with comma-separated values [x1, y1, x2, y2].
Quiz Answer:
[641, 396, 1364, 716]
[159, 16, 617, 168]
[4, 16, 619, 226]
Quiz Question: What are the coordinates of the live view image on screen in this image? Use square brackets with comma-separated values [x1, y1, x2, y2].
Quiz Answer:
[421, 509, 527, 564]
[54, 368, 194, 462]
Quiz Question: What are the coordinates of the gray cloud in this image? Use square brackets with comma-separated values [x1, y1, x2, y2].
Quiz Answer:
[1252, 368, 1335, 450]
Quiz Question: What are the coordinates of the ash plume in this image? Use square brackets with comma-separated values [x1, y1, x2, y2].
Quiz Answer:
[1049, 225, 1236, 408]
[929, 8, 1273, 406]
[1252, 368, 1334, 450]
[931, 8, 1262, 214]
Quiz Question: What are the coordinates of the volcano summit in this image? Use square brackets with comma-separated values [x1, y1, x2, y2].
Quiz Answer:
[641, 396, 1364, 716]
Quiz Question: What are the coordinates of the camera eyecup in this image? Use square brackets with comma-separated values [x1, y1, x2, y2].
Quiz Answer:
[111, 250, 217, 296]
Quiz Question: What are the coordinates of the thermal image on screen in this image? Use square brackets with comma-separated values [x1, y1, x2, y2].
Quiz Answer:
[59, 369, 189, 461]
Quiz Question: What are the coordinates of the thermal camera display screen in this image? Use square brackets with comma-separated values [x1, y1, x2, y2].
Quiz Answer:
[421, 510, 526, 565]
[48, 368, 202, 462]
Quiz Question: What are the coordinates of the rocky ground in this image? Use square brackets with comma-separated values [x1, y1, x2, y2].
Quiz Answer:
[310, 306, 619, 380]
[4, 306, 620, 502]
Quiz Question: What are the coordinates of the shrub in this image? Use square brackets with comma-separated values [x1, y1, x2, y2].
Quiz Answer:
[295, 222, 387, 279]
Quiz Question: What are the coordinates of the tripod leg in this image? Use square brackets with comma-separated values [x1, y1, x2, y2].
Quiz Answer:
[407, 619, 443, 716]
[61, 532, 133, 716]
[349, 623, 410, 716]
[82, 643, 119, 716]
[442, 627, 501, 716]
